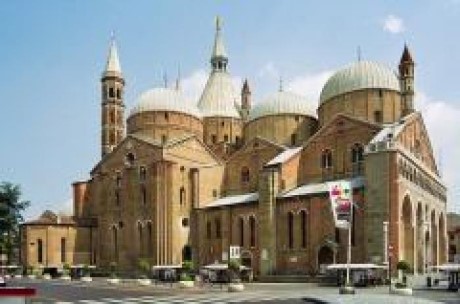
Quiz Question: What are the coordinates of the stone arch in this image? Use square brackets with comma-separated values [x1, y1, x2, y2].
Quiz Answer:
[400, 195, 414, 270]
[439, 213, 446, 265]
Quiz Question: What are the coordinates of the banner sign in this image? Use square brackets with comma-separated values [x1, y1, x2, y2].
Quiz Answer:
[327, 180, 352, 229]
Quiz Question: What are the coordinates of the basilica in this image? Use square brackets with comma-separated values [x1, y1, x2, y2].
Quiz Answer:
[21, 18, 448, 278]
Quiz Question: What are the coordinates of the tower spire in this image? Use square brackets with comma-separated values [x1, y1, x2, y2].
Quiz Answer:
[399, 44, 415, 116]
[104, 33, 122, 75]
[210, 16, 228, 72]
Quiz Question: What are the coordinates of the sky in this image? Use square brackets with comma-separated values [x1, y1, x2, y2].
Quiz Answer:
[1, 0, 460, 219]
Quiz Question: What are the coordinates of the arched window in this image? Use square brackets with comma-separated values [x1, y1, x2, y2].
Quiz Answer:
[125, 153, 135, 167]
[215, 218, 221, 239]
[351, 144, 364, 163]
[141, 186, 147, 205]
[249, 216, 256, 247]
[61, 237, 66, 263]
[206, 221, 212, 239]
[321, 150, 333, 169]
[147, 222, 153, 257]
[139, 167, 147, 182]
[109, 87, 115, 98]
[112, 226, 118, 260]
[288, 212, 294, 249]
[37, 239, 43, 263]
[180, 187, 186, 205]
[239, 217, 244, 247]
[138, 222, 143, 257]
[241, 167, 250, 183]
[300, 210, 307, 248]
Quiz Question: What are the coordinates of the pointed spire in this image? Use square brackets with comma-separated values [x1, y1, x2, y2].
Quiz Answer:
[212, 16, 227, 59]
[279, 77, 284, 92]
[400, 43, 414, 63]
[242, 79, 251, 94]
[104, 33, 122, 75]
[175, 64, 181, 90]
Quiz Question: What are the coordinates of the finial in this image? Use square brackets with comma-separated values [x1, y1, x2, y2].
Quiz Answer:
[279, 77, 284, 92]
[357, 46, 362, 62]
[110, 30, 115, 42]
[175, 64, 181, 90]
[216, 16, 222, 31]
[163, 71, 168, 88]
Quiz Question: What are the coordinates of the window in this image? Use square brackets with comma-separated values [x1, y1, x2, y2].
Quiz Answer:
[147, 222, 153, 256]
[164, 112, 169, 120]
[291, 133, 297, 146]
[300, 210, 307, 248]
[211, 135, 217, 144]
[109, 87, 115, 98]
[112, 226, 118, 260]
[141, 185, 147, 205]
[102, 85, 107, 99]
[206, 221, 212, 239]
[110, 130, 116, 145]
[138, 222, 143, 257]
[224, 135, 229, 142]
[116, 173, 122, 188]
[249, 216, 256, 247]
[378, 89, 383, 98]
[116, 88, 121, 99]
[295, 116, 300, 122]
[239, 217, 244, 247]
[161, 135, 167, 144]
[115, 189, 120, 206]
[374, 110, 383, 123]
[139, 167, 147, 182]
[182, 218, 189, 227]
[110, 110, 115, 124]
[235, 136, 240, 145]
[335, 228, 340, 244]
[221, 121, 225, 127]
[215, 218, 221, 239]
[351, 144, 364, 163]
[321, 150, 333, 169]
[61, 237, 66, 263]
[180, 187, 186, 205]
[288, 212, 294, 249]
[37, 239, 43, 263]
[212, 189, 217, 198]
[125, 153, 135, 167]
[241, 167, 250, 183]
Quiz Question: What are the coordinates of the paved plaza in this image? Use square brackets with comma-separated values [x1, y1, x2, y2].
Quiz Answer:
[4, 278, 459, 303]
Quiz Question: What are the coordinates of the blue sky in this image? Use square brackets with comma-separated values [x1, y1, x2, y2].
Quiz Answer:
[1, 0, 460, 219]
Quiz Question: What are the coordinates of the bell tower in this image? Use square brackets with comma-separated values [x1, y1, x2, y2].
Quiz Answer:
[399, 44, 415, 116]
[241, 79, 251, 121]
[101, 36, 125, 157]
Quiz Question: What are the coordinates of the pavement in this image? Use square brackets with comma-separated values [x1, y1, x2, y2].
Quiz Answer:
[3, 278, 460, 303]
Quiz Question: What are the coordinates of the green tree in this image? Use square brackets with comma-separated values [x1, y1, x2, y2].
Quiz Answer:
[0, 182, 30, 264]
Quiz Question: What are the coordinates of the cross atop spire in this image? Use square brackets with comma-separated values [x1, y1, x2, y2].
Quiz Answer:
[211, 16, 228, 72]
[104, 33, 122, 75]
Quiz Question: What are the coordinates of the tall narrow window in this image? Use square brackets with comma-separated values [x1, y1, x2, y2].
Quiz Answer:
[116, 88, 121, 99]
[215, 218, 221, 239]
[161, 135, 167, 144]
[180, 187, 186, 205]
[141, 185, 147, 205]
[224, 135, 229, 142]
[37, 239, 43, 263]
[211, 135, 217, 144]
[351, 144, 364, 163]
[206, 221, 212, 239]
[288, 212, 294, 249]
[241, 167, 250, 183]
[138, 222, 143, 257]
[249, 216, 256, 247]
[61, 237, 66, 263]
[291, 133, 297, 146]
[109, 87, 115, 98]
[239, 217, 244, 247]
[147, 222, 153, 257]
[321, 150, 333, 169]
[112, 227, 118, 260]
[139, 167, 147, 182]
[300, 210, 307, 248]
[374, 110, 383, 123]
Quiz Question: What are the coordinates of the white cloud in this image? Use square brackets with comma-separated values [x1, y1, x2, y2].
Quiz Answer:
[286, 70, 335, 102]
[383, 15, 405, 34]
[416, 92, 460, 213]
[258, 62, 279, 79]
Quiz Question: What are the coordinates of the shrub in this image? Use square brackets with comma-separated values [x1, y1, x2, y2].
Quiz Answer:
[182, 261, 193, 273]
[180, 273, 193, 281]
[395, 282, 407, 289]
[83, 264, 91, 277]
[137, 259, 150, 276]
[63, 263, 71, 276]
[396, 260, 411, 273]
[228, 259, 241, 283]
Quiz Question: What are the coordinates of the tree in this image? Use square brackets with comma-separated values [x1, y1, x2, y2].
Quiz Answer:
[0, 182, 30, 264]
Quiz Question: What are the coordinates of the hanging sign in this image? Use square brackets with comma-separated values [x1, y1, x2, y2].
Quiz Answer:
[327, 180, 352, 229]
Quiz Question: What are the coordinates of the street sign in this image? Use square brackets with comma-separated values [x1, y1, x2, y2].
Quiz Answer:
[229, 246, 240, 259]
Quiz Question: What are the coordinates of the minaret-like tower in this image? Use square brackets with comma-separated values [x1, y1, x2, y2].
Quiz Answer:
[399, 44, 415, 116]
[101, 37, 125, 157]
[241, 79, 251, 121]
[211, 16, 228, 72]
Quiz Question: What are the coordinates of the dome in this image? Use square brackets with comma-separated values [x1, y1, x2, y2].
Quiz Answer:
[320, 61, 400, 104]
[198, 72, 241, 118]
[130, 87, 202, 118]
[249, 91, 315, 121]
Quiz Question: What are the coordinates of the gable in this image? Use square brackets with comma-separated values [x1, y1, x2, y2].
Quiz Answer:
[91, 135, 163, 175]
[163, 135, 221, 166]
[395, 112, 438, 175]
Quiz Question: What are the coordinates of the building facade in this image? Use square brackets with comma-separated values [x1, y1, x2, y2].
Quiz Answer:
[22, 18, 448, 277]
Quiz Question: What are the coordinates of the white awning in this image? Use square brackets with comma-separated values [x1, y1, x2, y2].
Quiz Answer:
[326, 263, 387, 270]
[201, 192, 259, 209]
[429, 264, 460, 271]
[202, 263, 250, 271]
[152, 265, 182, 270]
[265, 147, 302, 166]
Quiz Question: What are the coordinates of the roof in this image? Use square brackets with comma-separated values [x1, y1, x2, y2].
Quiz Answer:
[279, 176, 365, 198]
[104, 38, 122, 75]
[201, 192, 259, 209]
[198, 71, 241, 118]
[248, 91, 316, 121]
[319, 61, 400, 104]
[369, 112, 417, 144]
[400, 44, 414, 63]
[265, 147, 302, 167]
[129, 87, 202, 119]
[23, 210, 75, 226]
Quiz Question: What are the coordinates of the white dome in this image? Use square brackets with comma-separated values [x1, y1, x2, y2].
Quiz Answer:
[130, 88, 201, 118]
[320, 61, 400, 104]
[249, 91, 316, 121]
[198, 71, 241, 118]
